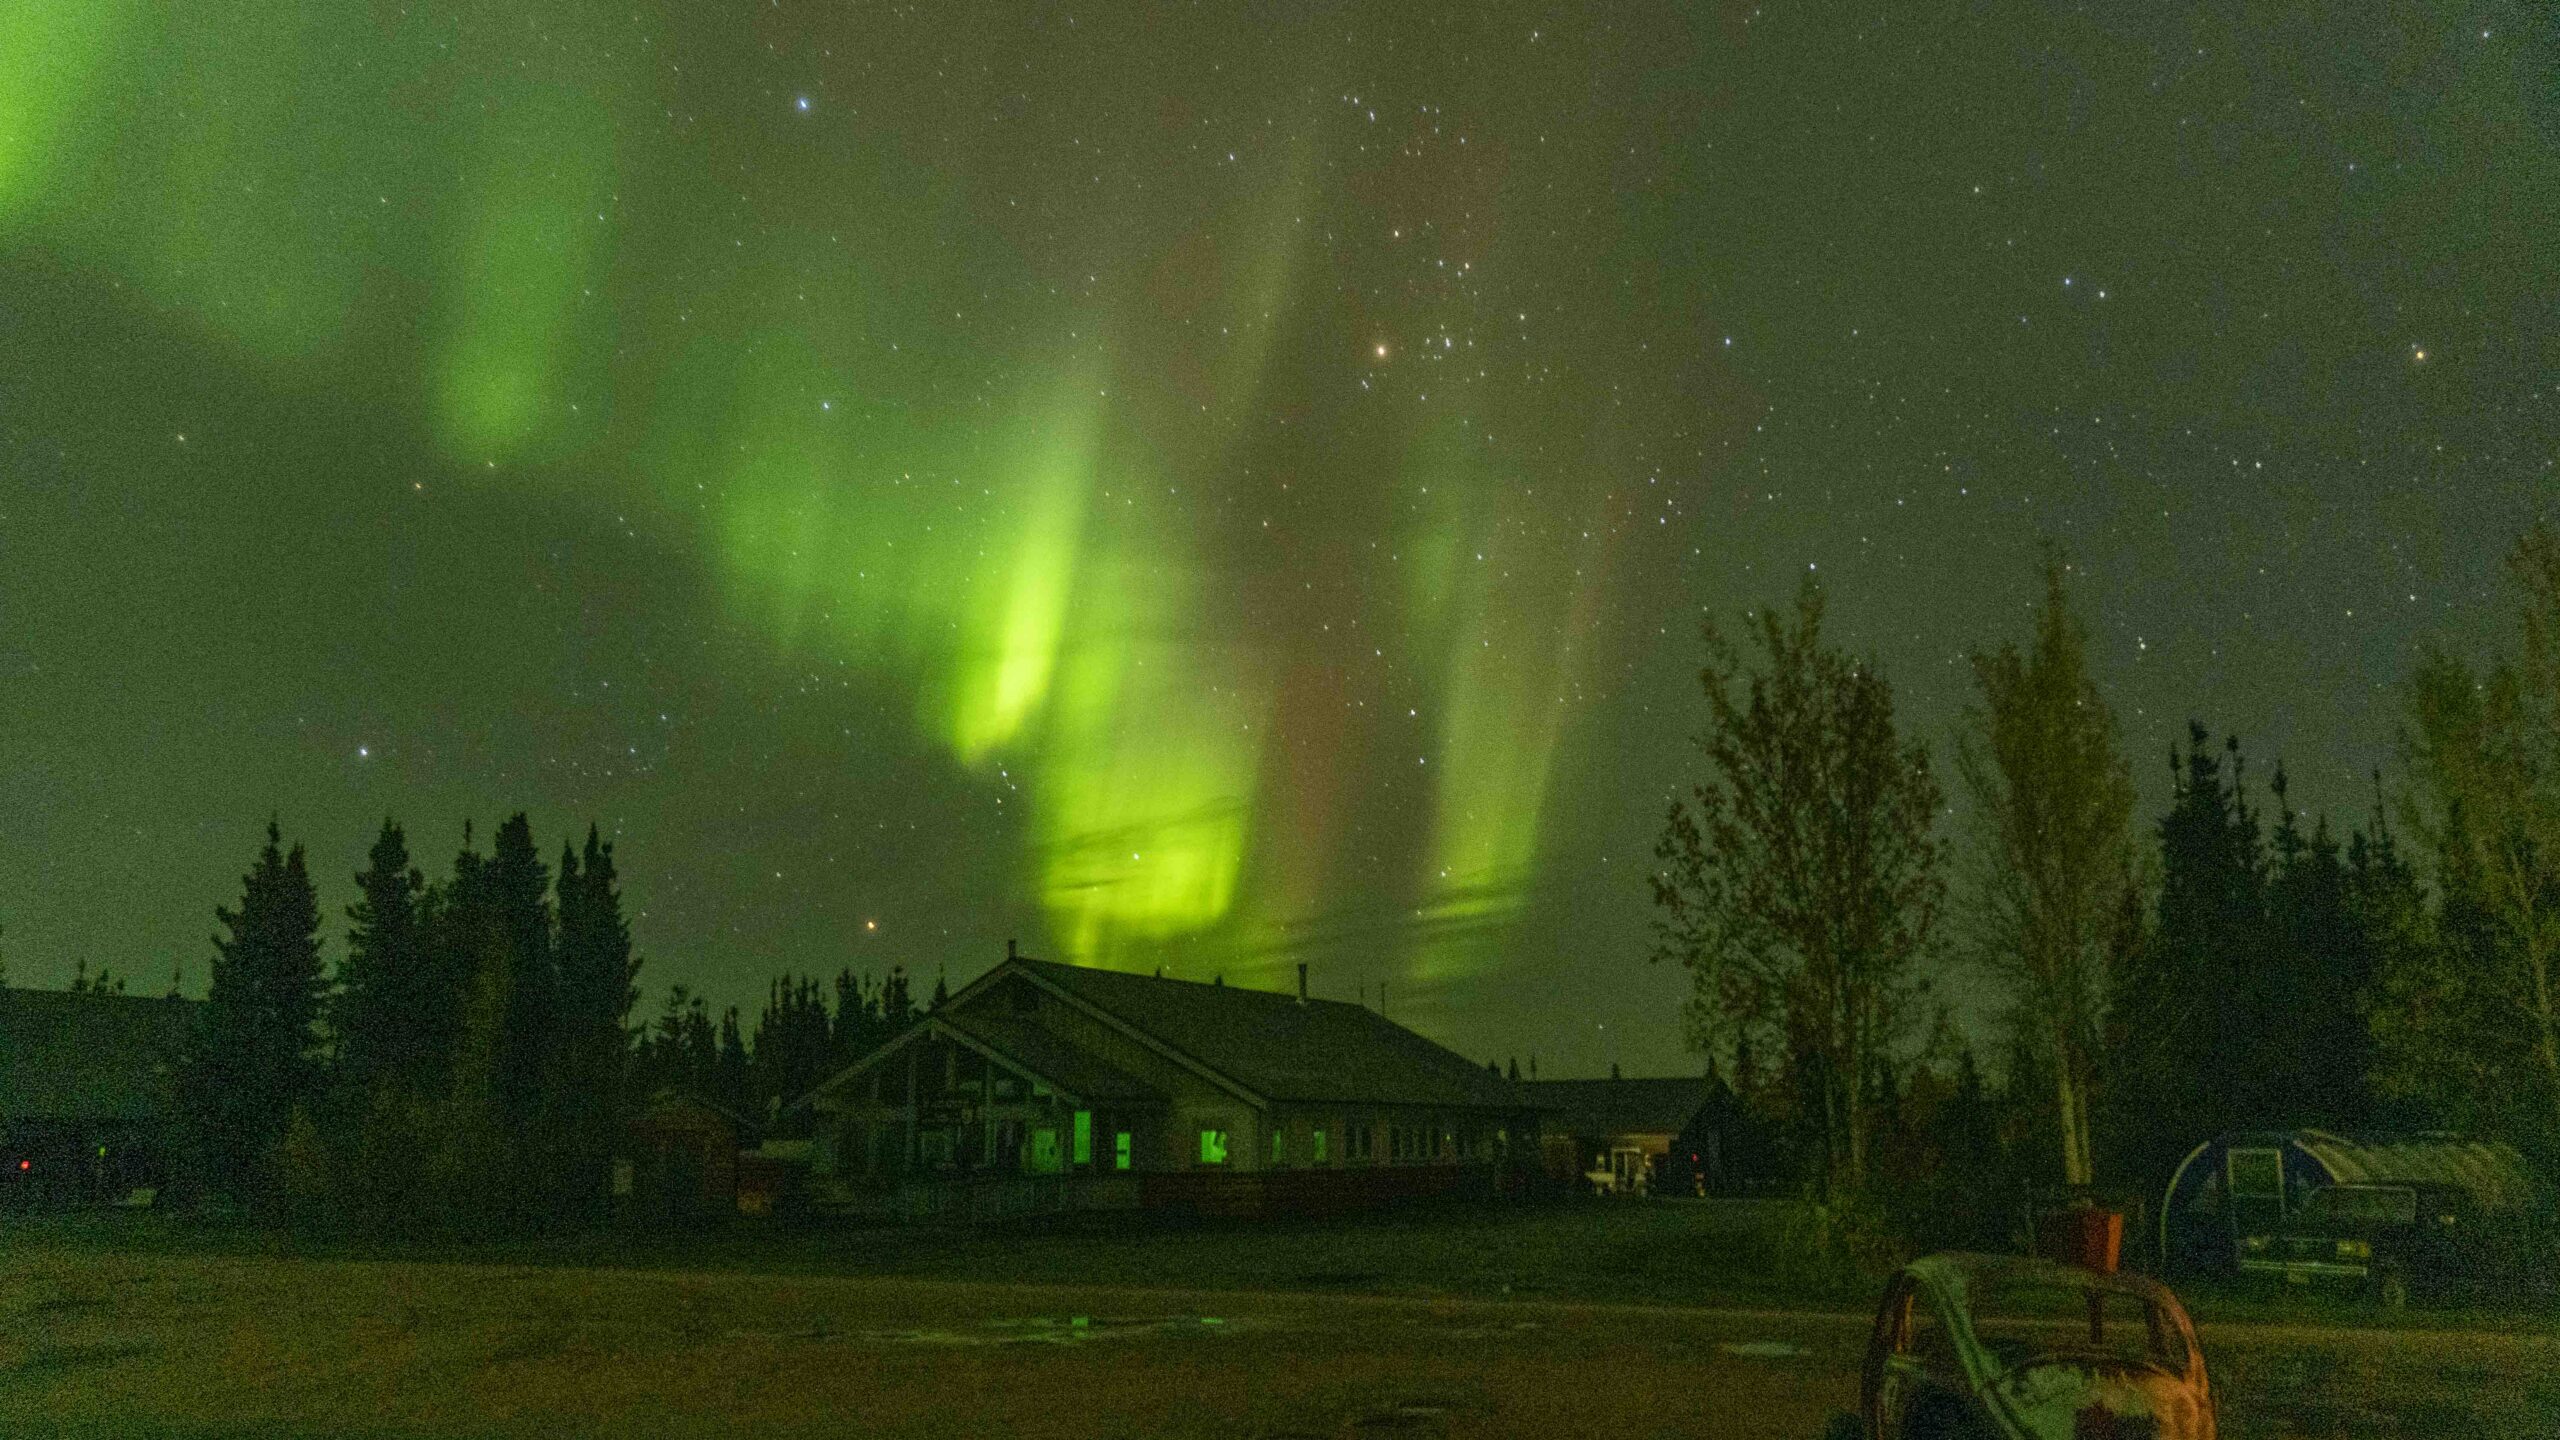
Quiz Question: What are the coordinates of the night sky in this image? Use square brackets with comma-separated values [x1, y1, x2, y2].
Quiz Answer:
[3, 3, 2551, 1077]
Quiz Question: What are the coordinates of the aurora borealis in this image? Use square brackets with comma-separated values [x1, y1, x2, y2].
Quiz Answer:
[3, 2, 2552, 1074]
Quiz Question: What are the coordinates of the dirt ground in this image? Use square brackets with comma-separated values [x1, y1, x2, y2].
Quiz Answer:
[3, 1248, 2555, 1438]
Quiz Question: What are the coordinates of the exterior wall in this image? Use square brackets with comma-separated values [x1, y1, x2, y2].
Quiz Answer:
[625, 1101, 740, 1220]
[803, 970, 1544, 1218]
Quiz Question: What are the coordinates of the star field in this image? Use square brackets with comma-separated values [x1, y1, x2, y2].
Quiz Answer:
[0, 1, 2551, 1075]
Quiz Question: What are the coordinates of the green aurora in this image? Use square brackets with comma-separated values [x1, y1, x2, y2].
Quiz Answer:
[3, 1, 2549, 1070]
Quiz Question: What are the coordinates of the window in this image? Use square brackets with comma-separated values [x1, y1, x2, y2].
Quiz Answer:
[1312, 1128, 1328, 1163]
[1271, 1129, 1288, 1166]
[1114, 1130, 1132, 1171]
[1029, 1128, 1062, 1175]
[1199, 1128, 1229, 1165]
[920, 1128, 955, 1169]
[2227, 1148, 2283, 1199]
[1072, 1110, 1092, 1166]
[1347, 1122, 1374, 1162]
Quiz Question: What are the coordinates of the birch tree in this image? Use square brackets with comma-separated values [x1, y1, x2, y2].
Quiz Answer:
[2396, 523, 2560, 1155]
[1958, 559, 2139, 1188]
[1652, 580, 1946, 1196]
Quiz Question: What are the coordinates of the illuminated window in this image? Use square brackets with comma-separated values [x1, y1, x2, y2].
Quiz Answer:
[1114, 1131, 1132, 1171]
[1312, 1128, 1328, 1163]
[1072, 1110, 1092, 1166]
[1271, 1129, 1288, 1166]
[1199, 1129, 1229, 1165]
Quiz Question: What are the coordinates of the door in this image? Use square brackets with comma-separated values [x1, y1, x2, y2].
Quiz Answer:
[2226, 1146, 2286, 1258]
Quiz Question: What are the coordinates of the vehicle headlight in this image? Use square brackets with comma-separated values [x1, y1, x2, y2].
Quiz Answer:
[2243, 1234, 2270, 1252]
[2336, 1239, 2371, 1259]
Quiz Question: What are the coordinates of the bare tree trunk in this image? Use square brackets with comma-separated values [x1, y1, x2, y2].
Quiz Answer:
[2532, 935, 2560, 1148]
[2054, 1054, 2091, 1188]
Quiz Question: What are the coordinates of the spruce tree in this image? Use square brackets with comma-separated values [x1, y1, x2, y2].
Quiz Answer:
[336, 819, 427, 1097]
[483, 813, 557, 1148]
[2263, 771, 2375, 1128]
[2103, 726, 2267, 1187]
[715, 1005, 752, 1115]
[882, 965, 915, 1031]
[554, 825, 640, 1220]
[188, 820, 330, 1205]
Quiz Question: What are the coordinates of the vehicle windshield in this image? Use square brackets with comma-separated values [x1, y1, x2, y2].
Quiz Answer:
[1962, 1278, 2186, 1378]
[2295, 1187, 2418, 1225]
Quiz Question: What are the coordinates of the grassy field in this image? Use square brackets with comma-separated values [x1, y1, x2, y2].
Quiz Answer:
[6, 1239, 2559, 1438]
[13, 1198, 2553, 1333]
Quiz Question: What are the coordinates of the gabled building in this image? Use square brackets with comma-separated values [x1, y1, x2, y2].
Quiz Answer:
[1, 986, 199, 1207]
[1524, 1071, 1751, 1196]
[796, 951, 1538, 1220]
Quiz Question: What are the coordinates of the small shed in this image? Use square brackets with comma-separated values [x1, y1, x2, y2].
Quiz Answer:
[622, 1090, 751, 1224]
[2159, 1129, 2540, 1272]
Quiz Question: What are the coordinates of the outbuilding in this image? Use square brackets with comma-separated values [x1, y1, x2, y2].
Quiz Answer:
[1524, 1072, 1749, 1195]
[620, 1089, 753, 1224]
[2158, 1129, 2540, 1272]
[1, 986, 198, 1208]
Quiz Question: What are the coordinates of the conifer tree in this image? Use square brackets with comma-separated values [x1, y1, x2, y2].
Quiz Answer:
[483, 813, 557, 1146]
[554, 825, 640, 1218]
[187, 820, 330, 1204]
[882, 965, 915, 1031]
[2103, 726, 2269, 1186]
[2262, 770, 2377, 1127]
[715, 1005, 752, 1115]
[335, 820, 427, 1097]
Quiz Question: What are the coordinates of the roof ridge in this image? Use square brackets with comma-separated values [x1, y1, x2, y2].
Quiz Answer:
[1016, 955, 1381, 1012]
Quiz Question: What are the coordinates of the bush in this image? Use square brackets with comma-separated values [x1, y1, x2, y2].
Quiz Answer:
[1776, 1186, 1906, 1293]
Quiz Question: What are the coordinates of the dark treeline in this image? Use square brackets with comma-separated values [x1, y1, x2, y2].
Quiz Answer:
[1657, 524, 2560, 1257]
[629, 964, 930, 1126]
[181, 812, 922, 1229]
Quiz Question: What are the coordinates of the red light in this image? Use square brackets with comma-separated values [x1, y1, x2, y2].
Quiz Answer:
[15, 1160, 25, 1171]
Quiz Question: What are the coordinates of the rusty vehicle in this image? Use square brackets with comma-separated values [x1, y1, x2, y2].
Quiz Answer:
[1857, 1253, 2215, 1440]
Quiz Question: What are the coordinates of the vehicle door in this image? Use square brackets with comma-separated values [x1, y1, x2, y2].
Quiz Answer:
[1863, 1275, 1947, 1439]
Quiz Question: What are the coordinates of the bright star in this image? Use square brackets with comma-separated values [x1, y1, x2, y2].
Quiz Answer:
[795, 95, 811, 112]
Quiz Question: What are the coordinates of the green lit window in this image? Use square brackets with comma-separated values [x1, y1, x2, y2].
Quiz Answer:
[1114, 1131, 1132, 1171]
[1073, 1110, 1092, 1166]
[1199, 1128, 1229, 1165]
[1271, 1130, 1288, 1165]
[1312, 1129, 1328, 1163]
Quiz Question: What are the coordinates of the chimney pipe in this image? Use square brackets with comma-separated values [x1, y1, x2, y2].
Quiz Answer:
[1007, 937, 1017, 961]
[1296, 963, 1308, 1004]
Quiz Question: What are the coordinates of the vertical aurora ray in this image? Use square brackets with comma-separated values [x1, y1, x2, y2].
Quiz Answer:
[429, 25, 624, 463]
[0, 0, 135, 229]
[1030, 538, 1268, 963]
[942, 392, 1100, 767]
[1395, 414, 1586, 984]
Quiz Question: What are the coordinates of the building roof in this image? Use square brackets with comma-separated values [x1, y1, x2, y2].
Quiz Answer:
[1521, 1075, 1723, 1137]
[2277, 1129, 2539, 1212]
[0, 987, 200, 1126]
[1005, 957, 1521, 1110]
[938, 1011, 1164, 1103]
